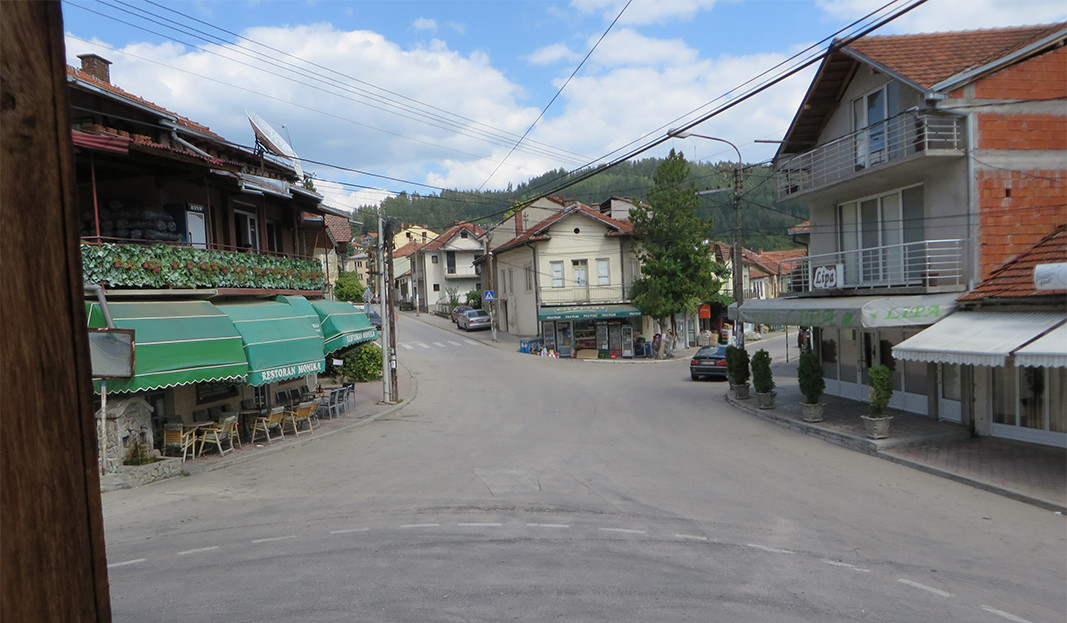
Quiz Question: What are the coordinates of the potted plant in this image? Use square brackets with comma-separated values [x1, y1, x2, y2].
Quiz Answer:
[797, 350, 825, 422]
[726, 345, 750, 399]
[861, 364, 894, 438]
[750, 349, 775, 409]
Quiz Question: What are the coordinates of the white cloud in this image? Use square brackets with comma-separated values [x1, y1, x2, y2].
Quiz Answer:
[816, 0, 1067, 32]
[412, 17, 437, 32]
[583, 27, 698, 69]
[525, 42, 581, 66]
[571, 0, 720, 25]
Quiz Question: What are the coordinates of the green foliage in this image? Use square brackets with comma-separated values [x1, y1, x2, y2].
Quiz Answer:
[867, 365, 894, 416]
[797, 351, 825, 404]
[81, 243, 327, 290]
[464, 289, 482, 308]
[340, 342, 383, 382]
[751, 349, 774, 394]
[629, 150, 723, 321]
[725, 345, 750, 386]
[333, 270, 365, 302]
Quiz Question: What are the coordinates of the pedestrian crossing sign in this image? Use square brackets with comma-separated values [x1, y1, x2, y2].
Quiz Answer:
[484, 290, 495, 301]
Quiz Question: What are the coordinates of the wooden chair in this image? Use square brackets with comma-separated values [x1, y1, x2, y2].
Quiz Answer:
[281, 402, 312, 436]
[162, 423, 196, 461]
[251, 406, 285, 444]
[197, 415, 237, 457]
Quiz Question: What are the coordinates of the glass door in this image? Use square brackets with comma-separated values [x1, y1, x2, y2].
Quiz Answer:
[185, 205, 207, 249]
[621, 325, 634, 358]
[938, 364, 962, 423]
[557, 321, 573, 357]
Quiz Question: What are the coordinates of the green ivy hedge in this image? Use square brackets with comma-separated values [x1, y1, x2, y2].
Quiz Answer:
[81, 243, 327, 290]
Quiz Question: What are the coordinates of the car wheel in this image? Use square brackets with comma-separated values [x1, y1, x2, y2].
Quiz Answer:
[691, 373, 700, 381]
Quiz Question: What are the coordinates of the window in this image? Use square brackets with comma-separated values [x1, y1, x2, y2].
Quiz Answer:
[596, 258, 610, 286]
[446, 251, 456, 274]
[852, 83, 900, 168]
[551, 261, 564, 288]
[525, 265, 533, 291]
[460, 230, 468, 239]
[234, 209, 259, 250]
[265, 220, 281, 253]
[508, 268, 514, 294]
[433, 283, 440, 292]
[572, 259, 588, 287]
[431, 255, 439, 264]
[838, 186, 923, 286]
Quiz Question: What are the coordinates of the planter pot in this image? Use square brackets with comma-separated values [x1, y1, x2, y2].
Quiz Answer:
[755, 391, 777, 409]
[732, 383, 750, 400]
[801, 402, 825, 422]
[861, 415, 892, 439]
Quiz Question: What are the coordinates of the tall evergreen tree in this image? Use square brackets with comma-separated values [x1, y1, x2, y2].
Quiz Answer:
[629, 150, 723, 335]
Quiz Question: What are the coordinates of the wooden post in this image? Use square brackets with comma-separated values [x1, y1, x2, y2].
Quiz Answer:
[1, 1, 113, 620]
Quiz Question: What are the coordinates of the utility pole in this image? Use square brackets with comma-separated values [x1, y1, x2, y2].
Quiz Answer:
[376, 210, 397, 404]
[483, 234, 497, 342]
[383, 218, 398, 403]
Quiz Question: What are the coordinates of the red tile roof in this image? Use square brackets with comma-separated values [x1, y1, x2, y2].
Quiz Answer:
[960, 224, 1067, 302]
[324, 213, 352, 247]
[492, 203, 632, 255]
[420, 222, 486, 251]
[846, 23, 1066, 89]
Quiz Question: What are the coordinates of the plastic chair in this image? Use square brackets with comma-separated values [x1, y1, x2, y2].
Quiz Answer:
[281, 403, 312, 436]
[251, 407, 285, 444]
[163, 423, 196, 461]
[197, 415, 237, 456]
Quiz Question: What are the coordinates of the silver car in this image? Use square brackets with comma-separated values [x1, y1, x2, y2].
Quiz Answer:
[458, 309, 491, 331]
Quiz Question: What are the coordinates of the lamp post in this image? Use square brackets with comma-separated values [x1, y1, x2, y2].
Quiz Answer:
[668, 129, 745, 348]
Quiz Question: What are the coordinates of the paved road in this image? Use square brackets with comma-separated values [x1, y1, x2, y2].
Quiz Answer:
[102, 316, 1066, 622]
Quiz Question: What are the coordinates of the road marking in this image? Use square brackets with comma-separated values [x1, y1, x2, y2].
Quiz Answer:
[527, 523, 569, 528]
[176, 546, 219, 557]
[399, 523, 440, 529]
[897, 578, 952, 597]
[458, 523, 503, 527]
[433, 342, 446, 348]
[252, 535, 296, 544]
[401, 343, 414, 350]
[599, 528, 646, 534]
[820, 559, 870, 573]
[981, 606, 1032, 622]
[448, 341, 462, 346]
[330, 528, 369, 534]
[418, 343, 431, 349]
[674, 534, 708, 542]
[107, 558, 146, 568]
[464, 340, 478, 345]
[747, 543, 795, 554]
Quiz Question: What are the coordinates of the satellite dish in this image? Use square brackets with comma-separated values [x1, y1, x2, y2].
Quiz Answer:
[246, 109, 304, 179]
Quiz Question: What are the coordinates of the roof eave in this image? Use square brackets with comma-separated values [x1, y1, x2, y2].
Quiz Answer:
[931, 28, 1067, 93]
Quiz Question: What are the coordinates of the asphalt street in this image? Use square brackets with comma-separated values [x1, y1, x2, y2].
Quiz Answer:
[101, 315, 1066, 622]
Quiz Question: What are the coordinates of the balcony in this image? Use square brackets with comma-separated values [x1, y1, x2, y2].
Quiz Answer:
[539, 284, 629, 305]
[784, 239, 966, 295]
[776, 111, 965, 198]
[444, 265, 479, 279]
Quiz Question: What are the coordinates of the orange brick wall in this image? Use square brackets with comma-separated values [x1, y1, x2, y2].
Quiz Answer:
[977, 170, 1067, 278]
[976, 113, 1067, 150]
[974, 46, 1067, 100]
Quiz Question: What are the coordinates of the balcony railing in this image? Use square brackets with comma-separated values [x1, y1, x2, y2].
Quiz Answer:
[776, 111, 965, 198]
[539, 284, 628, 304]
[444, 266, 479, 279]
[784, 239, 966, 294]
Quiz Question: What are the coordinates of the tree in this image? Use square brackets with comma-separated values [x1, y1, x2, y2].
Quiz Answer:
[629, 149, 723, 334]
[333, 270, 364, 303]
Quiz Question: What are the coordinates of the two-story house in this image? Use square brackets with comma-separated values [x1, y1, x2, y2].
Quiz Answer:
[408, 222, 486, 313]
[483, 197, 641, 358]
[73, 54, 377, 463]
[739, 24, 1065, 446]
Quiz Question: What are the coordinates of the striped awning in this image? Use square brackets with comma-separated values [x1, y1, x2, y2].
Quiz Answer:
[309, 299, 379, 354]
[86, 300, 248, 393]
[892, 311, 1065, 367]
[217, 302, 325, 385]
[1014, 322, 1067, 368]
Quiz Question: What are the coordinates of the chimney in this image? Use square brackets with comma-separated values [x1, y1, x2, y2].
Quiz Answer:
[514, 208, 524, 236]
[78, 54, 112, 84]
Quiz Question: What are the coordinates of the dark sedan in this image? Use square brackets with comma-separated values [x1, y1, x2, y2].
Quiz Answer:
[690, 345, 729, 381]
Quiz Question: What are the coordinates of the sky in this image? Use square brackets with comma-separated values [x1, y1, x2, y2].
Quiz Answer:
[62, 0, 1067, 212]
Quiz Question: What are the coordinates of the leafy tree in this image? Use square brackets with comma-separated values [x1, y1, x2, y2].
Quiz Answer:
[340, 342, 382, 382]
[464, 289, 482, 309]
[629, 150, 723, 333]
[333, 270, 364, 303]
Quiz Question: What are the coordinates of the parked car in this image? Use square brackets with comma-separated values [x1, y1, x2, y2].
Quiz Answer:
[450, 305, 473, 324]
[690, 345, 729, 381]
[457, 309, 491, 331]
[365, 308, 382, 331]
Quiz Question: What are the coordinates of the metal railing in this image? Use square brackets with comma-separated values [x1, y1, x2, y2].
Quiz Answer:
[444, 266, 479, 278]
[776, 111, 965, 198]
[784, 239, 966, 294]
[539, 284, 629, 304]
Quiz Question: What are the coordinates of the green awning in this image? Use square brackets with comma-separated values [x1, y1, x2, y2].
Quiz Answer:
[275, 294, 324, 338]
[86, 301, 248, 393]
[538, 304, 643, 321]
[309, 299, 380, 354]
[217, 302, 326, 385]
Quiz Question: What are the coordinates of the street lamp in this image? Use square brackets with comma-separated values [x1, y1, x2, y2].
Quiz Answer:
[668, 128, 746, 348]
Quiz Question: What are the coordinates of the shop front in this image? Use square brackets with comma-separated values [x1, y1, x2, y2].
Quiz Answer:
[538, 304, 642, 358]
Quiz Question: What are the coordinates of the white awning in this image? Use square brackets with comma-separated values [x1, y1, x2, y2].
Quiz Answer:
[1014, 323, 1067, 368]
[892, 311, 1065, 367]
[729, 292, 958, 328]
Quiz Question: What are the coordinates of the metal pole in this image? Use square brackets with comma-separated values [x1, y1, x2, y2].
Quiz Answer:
[484, 235, 497, 342]
[377, 210, 392, 403]
[384, 219, 398, 403]
[732, 166, 745, 350]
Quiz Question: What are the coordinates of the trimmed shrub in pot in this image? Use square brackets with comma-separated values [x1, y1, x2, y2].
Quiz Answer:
[751, 349, 775, 409]
[797, 350, 825, 422]
[861, 364, 894, 438]
[726, 346, 750, 399]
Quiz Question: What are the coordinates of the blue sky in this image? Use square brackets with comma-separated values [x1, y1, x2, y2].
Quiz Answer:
[62, 0, 1067, 210]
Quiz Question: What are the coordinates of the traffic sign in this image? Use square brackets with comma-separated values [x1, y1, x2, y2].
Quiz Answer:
[484, 290, 495, 301]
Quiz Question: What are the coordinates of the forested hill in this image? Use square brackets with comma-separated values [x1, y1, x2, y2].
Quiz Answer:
[352, 157, 807, 251]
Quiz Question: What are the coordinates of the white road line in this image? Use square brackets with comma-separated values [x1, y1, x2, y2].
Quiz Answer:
[252, 535, 296, 544]
[820, 559, 871, 573]
[433, 342, 447, 348]
[981, 606, 1032, 622]
[464, 340, 478, 345]
[527, 523, 569, 528]
[747, 543, 795, 554]
[176, 546, 219, 557]
[401, 344, 414, 350]
[329, 528, 369, 534]
[457, 523, 503, 527]
[674, 534, 708, 542]
[897, 578, 952, 597]
[399, 523, 440, 529]
[599, 528, 646, 534]
[448, 341, 463, 346]
[107, 558, 146, 568]
[418, 343, 431, 349]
